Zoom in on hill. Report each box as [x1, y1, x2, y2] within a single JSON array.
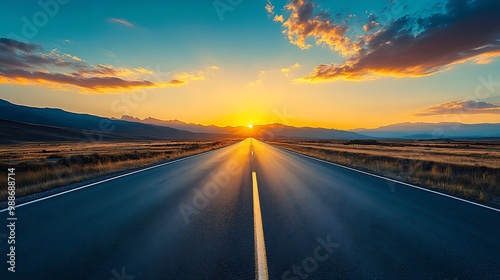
[[117, 115, 366, 140], [0, 99, 220, 142], [353, 122, 500, 139]]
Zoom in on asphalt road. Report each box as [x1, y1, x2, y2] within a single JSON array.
[[1, 138, 499, 279]]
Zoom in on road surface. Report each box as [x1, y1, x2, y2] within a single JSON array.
[[1, 138, 499, 279]]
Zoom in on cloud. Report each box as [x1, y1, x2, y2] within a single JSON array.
[[363, 14, 379, 32], [165, 79, 186, 86], [108, 17, 134, 28], [0, 38, 191, 93], [265, 1, 275, 15], [171, 66, 219, 83], [268, 0, 359, 57], [269, 0, 500, 82], [281, 63, 301, 77], [274, 15, 284, 23], [0, 71, 154, 91], [265, 1, 283, 22], [64, 54, 83, 62], [173, 72, 206, 82], [415, 100, 500, 116]]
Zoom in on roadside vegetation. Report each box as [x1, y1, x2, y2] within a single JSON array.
[[271, 140, 500, 205], [0, 140, 238, 201]]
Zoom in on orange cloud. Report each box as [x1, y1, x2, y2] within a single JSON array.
[[274, 15, 284, 23], [415, 100, 500, 116], [0, 38, 191, 93], [270, 0, 358, 57], [162, 79, 186, 86], [265, 1, 275, 15], [269, 0, 500, 82], [171, 66, 219, 83], [64, 53, 83, 62]]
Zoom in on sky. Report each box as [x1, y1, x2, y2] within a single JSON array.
[[0, 0, 499, 129]]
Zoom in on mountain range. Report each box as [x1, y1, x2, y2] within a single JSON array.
[[0, 99, 363, 143], [120, 115, 500, 140], [116, 115, 365, 140], [0, 99, 212, 143], [0, 99, 498, 143], [354, 122, 500, 139]]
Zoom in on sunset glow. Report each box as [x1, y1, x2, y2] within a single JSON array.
[[1, 1, 500, 279], [0, 0, 498, 129]]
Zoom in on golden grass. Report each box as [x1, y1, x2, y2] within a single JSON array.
[[293, 141, 500, 168], [272, 140, 500, 204], [0, 140, 238, 201]]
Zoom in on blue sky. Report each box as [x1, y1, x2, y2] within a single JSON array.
[[1, 0, 499, 129]]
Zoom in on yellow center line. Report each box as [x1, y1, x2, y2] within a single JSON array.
[[252, 171, 269, 280]]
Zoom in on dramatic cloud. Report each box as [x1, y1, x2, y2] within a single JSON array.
[[415, 100, 500, 116], [0, 38, 197, 93], [269, 0, 500, 82], [108, 18, 134, 28], [269, 0, 358, 57]]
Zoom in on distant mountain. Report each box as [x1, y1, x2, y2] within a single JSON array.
[[252, 123, 366, 140], [116, 115, 242, 134], [353, 122, 500, 139], [0, 99, 221, 142], [12, 99, 494, 142], [0, 119, 158, 144], [117, 115, 366, 140]]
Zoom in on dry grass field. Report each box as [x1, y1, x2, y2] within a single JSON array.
[[271, 140, 500, 205], [0, 140, 238, 201]]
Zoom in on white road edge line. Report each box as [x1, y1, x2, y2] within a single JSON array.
[[275, 146, 500, 213], [252, 171, 269, 280], [0, 148, 218, 213]]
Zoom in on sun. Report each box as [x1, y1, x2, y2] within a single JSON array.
[[248, 124, 253, 128]]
